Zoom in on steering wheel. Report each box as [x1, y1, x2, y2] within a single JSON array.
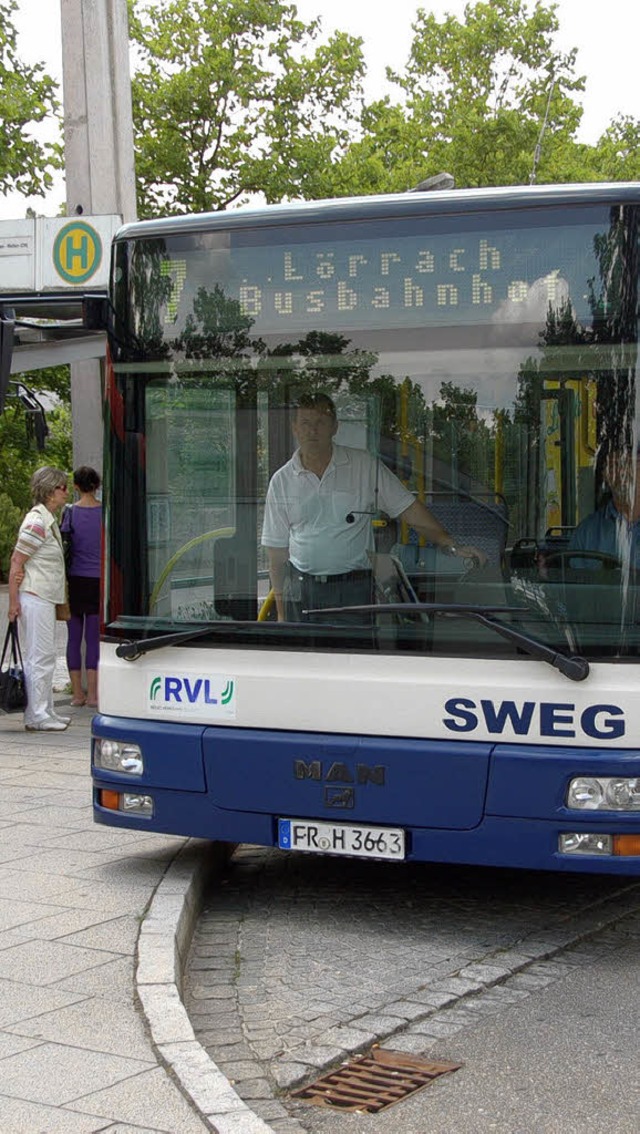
[[542, 549, 622, 571]]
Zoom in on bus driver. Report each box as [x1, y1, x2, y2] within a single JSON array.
[[569, 444, 640, 567], [261, 393, 487, 621]]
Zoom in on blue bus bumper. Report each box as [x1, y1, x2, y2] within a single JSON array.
[[91, 714, 640, 874]]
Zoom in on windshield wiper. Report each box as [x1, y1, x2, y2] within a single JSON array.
[[115, 625, 225, 660], [304, 602, 590, 682], [115, 603, 589, 682], [114, 616, 305, 659]]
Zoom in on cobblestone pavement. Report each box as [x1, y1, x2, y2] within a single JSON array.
[[184, 846, 640, 1133]]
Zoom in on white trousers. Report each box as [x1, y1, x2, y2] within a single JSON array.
[[19, 592, 57, 726]]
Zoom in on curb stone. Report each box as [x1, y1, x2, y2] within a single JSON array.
[[136, 839, 274, 1134]]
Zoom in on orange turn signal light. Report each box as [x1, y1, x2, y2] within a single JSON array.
[[613, 834, 640, 856], [99, 789, 120, 811]]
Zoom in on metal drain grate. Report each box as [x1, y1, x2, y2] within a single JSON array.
[[291, 1047, 462, 1113]]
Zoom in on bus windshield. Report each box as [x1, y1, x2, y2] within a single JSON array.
[[105, 191, 640, 664]]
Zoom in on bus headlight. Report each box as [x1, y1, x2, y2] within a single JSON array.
[[567, 776, 640, 811], [94, 738, 144, 776]]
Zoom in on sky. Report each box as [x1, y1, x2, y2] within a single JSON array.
[[1, 0, 639, 221]]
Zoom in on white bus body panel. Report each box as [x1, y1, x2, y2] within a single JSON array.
[[98, 644, 637, 748]]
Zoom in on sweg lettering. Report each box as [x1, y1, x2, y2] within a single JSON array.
[[163, 677, 217, 704], [443, 698, 625, 740]]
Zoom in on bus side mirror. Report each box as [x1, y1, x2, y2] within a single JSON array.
[[33, 407, 48, 451], [0, 307, 16, 414], [14, 382, 49, 452], [83, 295, 111, 331]]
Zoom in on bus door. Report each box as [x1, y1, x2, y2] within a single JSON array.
[[143, 381, 257, 623]]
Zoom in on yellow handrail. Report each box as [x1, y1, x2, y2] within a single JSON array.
[[149, 527, 235, 612], [257, 589, 275, 621]]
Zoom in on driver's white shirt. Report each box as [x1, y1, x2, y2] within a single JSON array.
[[261, 444, 415, 575]]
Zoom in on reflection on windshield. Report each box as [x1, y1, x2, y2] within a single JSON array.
[[107, 202, 640, 662]]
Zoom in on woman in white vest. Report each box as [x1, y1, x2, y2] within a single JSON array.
[[8, 467, 71, 732]]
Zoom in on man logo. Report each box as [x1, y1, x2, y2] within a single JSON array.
[[150, 677, 162, 700]]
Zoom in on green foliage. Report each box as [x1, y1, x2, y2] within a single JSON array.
[[0, 367, 72, 579], [326, 0, 589, 195], [45, 400, 74, 473], [126, 0, 640, 210], [0, 399, 37, 580], [0, 0, 61, 198], [0, 491, 22, 581], [128, 0, 365, 217], [588, 116, 640, 182]]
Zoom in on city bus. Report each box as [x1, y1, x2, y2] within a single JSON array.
[[92, 182, 640, 874]]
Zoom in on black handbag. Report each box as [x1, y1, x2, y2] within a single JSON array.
[[61, 504, 73, 575], [0, 622, 28, 714]]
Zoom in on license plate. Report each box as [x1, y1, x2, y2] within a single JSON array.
[[278, 818, 405, 861]]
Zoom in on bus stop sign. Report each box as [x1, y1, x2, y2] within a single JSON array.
[[0, 215, 120, 292], [52, 221, 103, 285]]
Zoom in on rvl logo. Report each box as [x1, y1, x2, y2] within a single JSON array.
[[149, 674, 235, 711]]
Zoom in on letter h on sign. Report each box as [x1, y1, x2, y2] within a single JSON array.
[[64, 233, 89, 272]]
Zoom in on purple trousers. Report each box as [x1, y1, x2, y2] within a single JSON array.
[[66, 612, 99, 670]]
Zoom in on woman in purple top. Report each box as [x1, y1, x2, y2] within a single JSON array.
[[60, 466, 102, 706]]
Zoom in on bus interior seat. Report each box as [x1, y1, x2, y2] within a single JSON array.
[[213, 534, 258, 621], [393, 493, 509, 575], [510, 527, 576, 575], [544, 525, 575, 547]]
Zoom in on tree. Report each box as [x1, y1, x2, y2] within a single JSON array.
[[0, 367, 72, 580], [326, 0, 588, 196], [588, 116, 640, 183], [0, 0, 61, 199], [128, 0, 366, 217]]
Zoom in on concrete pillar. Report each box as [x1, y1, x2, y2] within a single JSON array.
[[60, 0, 137, 472], [61, 0, 137, 223], [69, 359, 104, 473]]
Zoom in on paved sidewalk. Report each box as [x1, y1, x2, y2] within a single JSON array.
[[0, 581, 273, 1134], [0, 703, 216, 1133]]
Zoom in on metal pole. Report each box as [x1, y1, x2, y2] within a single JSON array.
[[529, 79, 555, 186]]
